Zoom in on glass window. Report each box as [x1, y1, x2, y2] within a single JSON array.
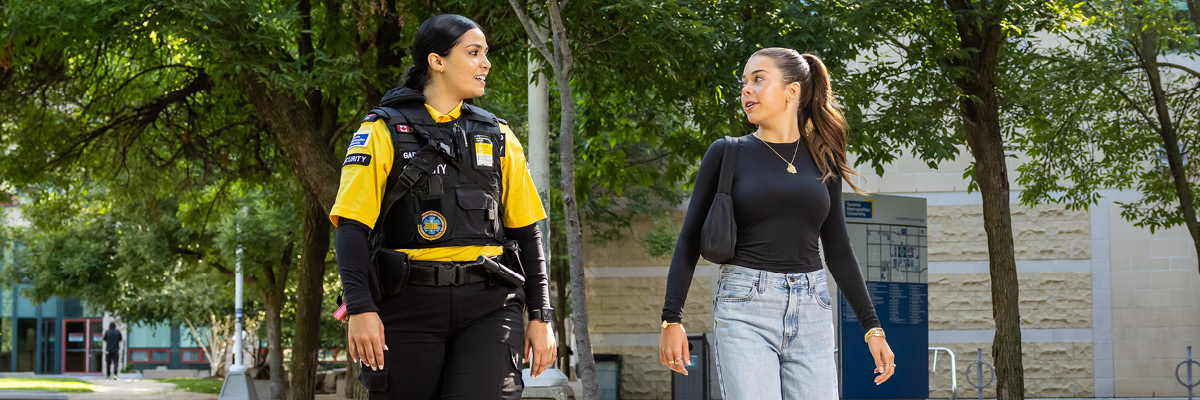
[[131, 350, 148, 362], [14, 287, 35, 318], [15, 318, 35, 372], [150, 350, 168, 362], [61, 299, 83, 318], [181, 350, 205, 363], [36, 298, 58, 318], [128, 323, 171, 348], [180, 328, 206, 348]]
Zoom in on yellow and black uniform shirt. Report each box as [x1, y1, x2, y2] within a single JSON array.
[[329, 102, 547, 261]]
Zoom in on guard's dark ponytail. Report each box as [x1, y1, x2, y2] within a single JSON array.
[[752, 47, 866, 194], [402, 65, 429, 90], [402, 14, 481, 91]]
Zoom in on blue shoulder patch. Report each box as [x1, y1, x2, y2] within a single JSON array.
[[348, 130, 370, 149]]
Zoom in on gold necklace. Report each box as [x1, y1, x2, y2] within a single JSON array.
[[754, 132, 800, 174]]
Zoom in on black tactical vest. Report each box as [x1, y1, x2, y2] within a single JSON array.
[[367, 88, 508, 249]]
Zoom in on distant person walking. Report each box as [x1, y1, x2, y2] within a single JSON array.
[[103, 323, 122, 380]]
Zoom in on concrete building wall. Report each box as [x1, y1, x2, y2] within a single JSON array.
[[1108, 204, 1200, 397]]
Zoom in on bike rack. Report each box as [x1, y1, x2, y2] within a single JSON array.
[[930, 347, 958, 400]]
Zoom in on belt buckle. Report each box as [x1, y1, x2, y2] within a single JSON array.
[[436, 264, 456, 286], [454, 265, 469, 286]]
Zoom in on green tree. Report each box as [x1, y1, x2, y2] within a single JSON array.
[[0, 1, 523, 397], [1014, 0, 1200, 276], [833, 0, 1082, 398]]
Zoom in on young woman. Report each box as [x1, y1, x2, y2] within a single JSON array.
[[331, 14, 556, 399], [659, 48, 895, 399]]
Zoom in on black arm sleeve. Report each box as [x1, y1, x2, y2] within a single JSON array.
[[506, 223, 551, 314], [335, 218, 379, 315], [820, 178, 881, 331], [661, 140, 725, 323]]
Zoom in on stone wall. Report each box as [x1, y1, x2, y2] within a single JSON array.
[[1109, 203, 1200, 397], [928, 273, 1092, 330], [586, 276, 713, 334], [928, 204, 1091, 261]]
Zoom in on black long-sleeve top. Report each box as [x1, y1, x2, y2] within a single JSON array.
[[336, 219, 550, 315], [661, 135, 881, 331]]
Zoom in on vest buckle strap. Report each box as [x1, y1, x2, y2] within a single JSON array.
[[397, 164, 424, 188]]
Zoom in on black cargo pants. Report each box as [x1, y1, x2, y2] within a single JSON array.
[[358, 279, 525, 400]]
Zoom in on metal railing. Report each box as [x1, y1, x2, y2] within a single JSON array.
[[929, 347, 958, 400]]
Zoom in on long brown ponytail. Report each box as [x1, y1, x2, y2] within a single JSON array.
[[753, 48, 866, 194]]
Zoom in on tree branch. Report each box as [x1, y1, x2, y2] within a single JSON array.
[[1106, 80, 1162, 131], [1160, 62, 1200, 81], [547, 0, 574, 74], [45, 70, 213, 173], [507, 0, 556, 66]]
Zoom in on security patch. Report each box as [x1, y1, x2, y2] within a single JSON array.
[[348, 130, 370, 149], [362, 113, 379, 122], [343, 154, 371, 167], [418, 211, 447, 241]]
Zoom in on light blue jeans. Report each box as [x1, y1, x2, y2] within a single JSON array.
[[713, 264, 838, 400]]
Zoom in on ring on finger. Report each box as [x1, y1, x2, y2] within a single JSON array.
[[667, 360, 675, 365]]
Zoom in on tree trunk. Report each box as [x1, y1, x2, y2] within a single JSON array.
[[240, 77, 340, 212], [263, 289, 286, 400], [1137, 24, 1200, 275], [289, 196, 332, 400], [965, 114, 1025, 400], [553, 71, 599, 400], [555, 250, 569, 373], [207, 314, 233, 378], [183, 318, 224, 378], [943, 1, 1024, 396], [507, 1, 598, 395], [956, 57, 1025, 400]]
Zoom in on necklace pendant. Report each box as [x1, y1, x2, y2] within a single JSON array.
[[787, 164, 797, 174]]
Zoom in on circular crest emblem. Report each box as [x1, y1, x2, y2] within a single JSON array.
[[418, 211, 447, 241]]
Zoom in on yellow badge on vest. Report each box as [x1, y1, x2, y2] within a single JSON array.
[[474, 136, 493, 167], [418, 211, 447, 241]]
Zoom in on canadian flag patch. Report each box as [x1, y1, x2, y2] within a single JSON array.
[[397, 124, 411, 133]]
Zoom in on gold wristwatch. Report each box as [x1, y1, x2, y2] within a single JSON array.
[[662, 320, 682, 330], [864, 327, 885, 342]]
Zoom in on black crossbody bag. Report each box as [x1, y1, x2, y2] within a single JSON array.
[[700, 136, 740, 264]]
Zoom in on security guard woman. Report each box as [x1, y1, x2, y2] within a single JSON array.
[[330, 14, 557, 399]]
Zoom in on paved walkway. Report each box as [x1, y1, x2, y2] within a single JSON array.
[[66, 378, 214, 400]]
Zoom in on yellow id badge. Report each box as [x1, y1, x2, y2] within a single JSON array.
[[474, 136, 494, 168]]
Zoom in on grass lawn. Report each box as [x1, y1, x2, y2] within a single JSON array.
[[154, 377, 224, 394], [0, 377, 95, 393]]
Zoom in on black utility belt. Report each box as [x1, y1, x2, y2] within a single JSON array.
[[405, 258, 500, 287]]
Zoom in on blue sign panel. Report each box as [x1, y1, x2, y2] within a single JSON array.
[[839, 282, 928, 399], [845, 200, 873, 218]]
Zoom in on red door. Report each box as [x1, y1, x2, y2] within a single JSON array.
[[62, 318, 103, 373]]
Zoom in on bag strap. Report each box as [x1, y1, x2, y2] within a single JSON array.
[[716, 136, 739, 195]]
